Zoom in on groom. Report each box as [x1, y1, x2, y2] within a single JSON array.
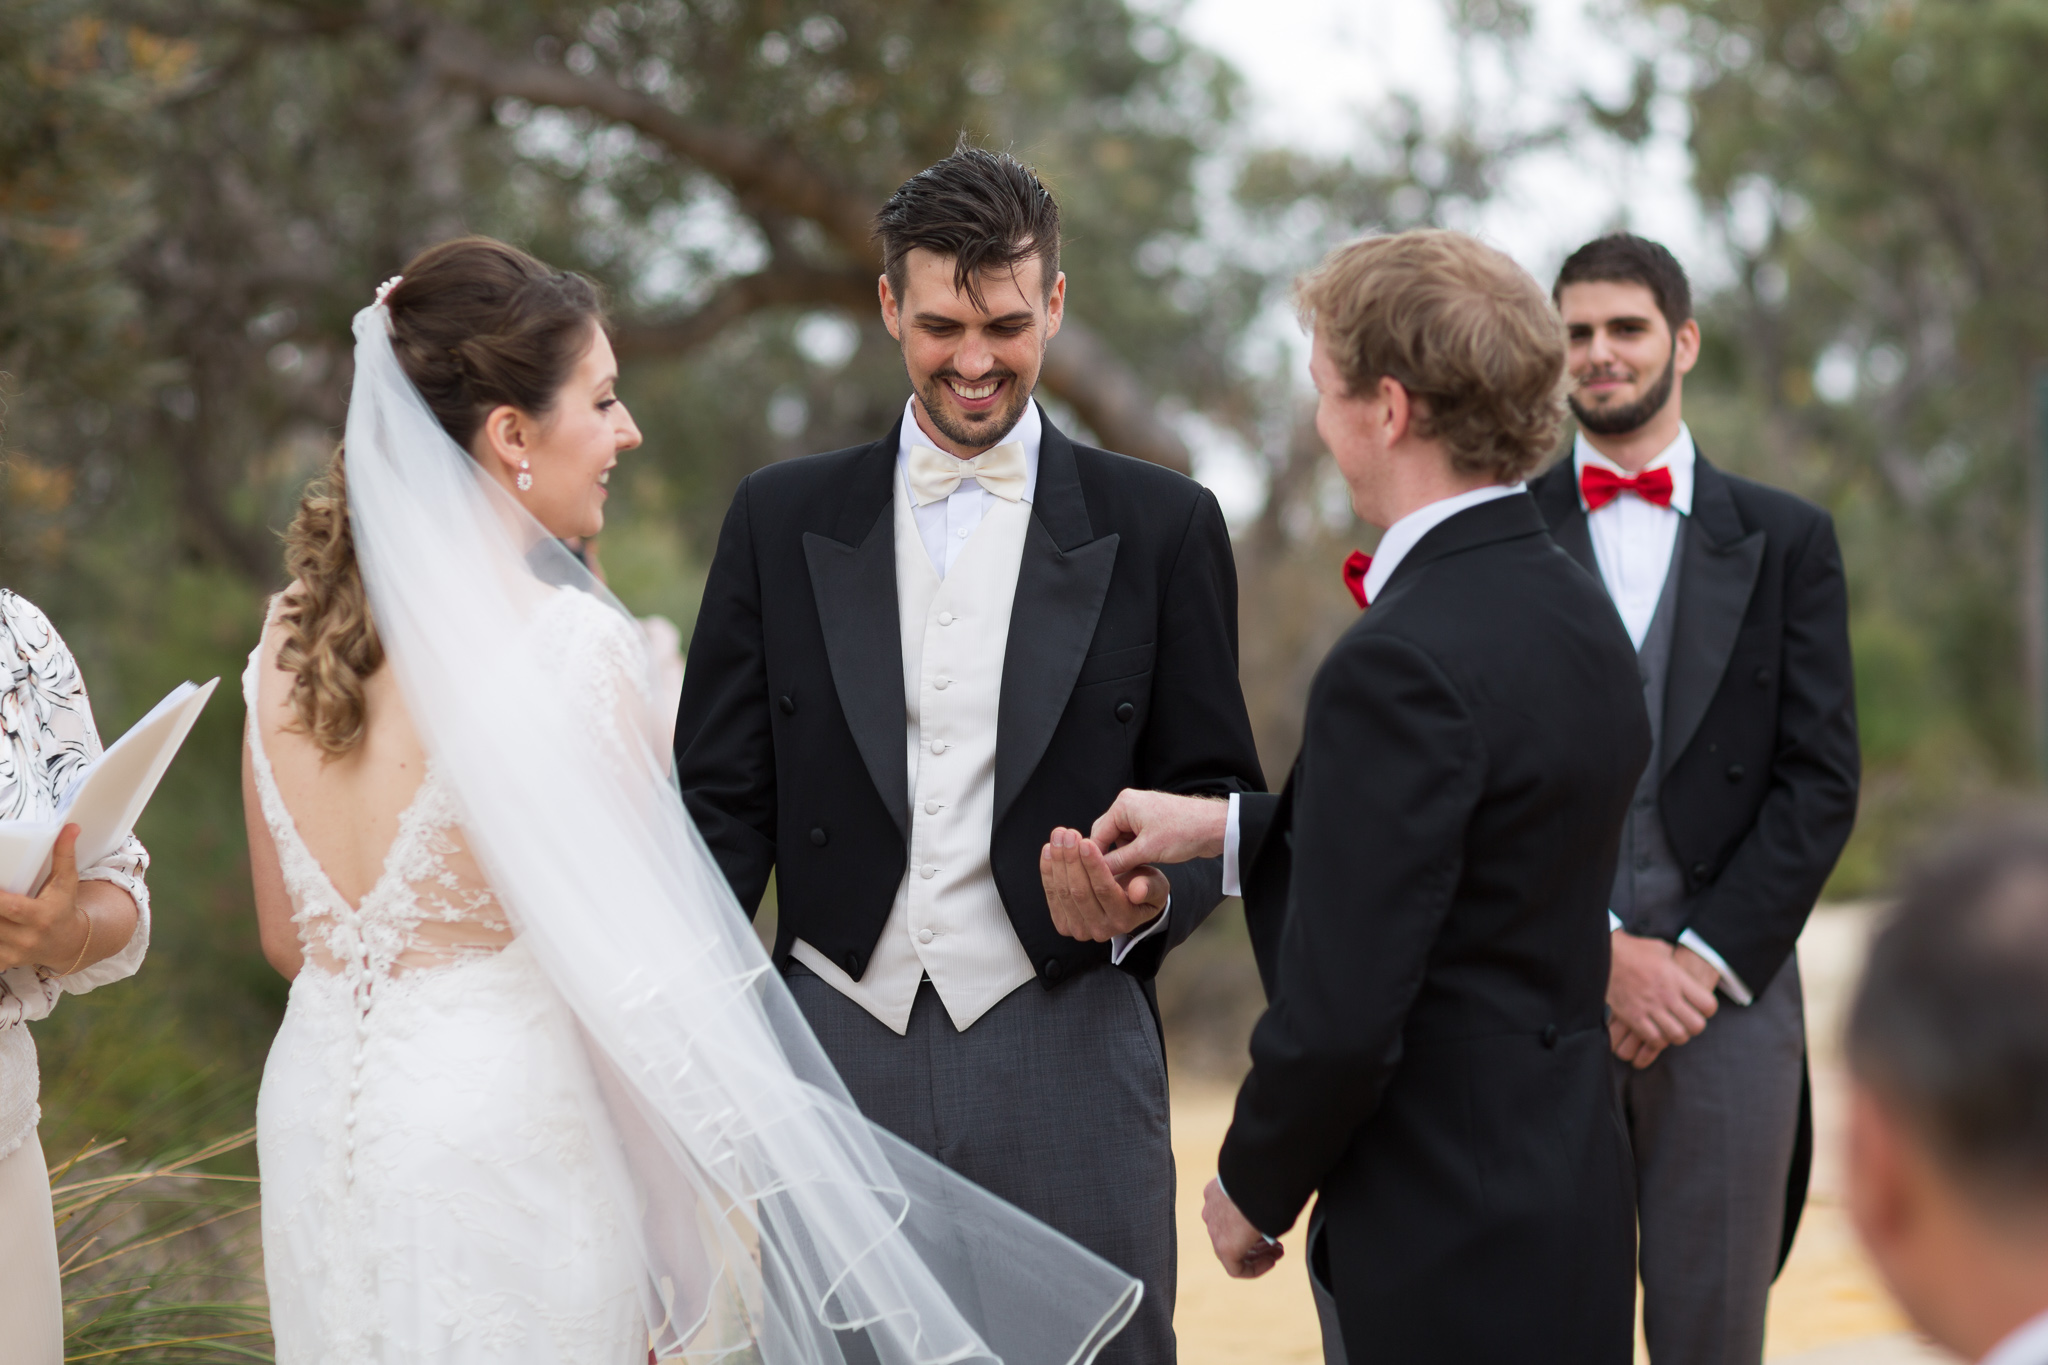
[[1082, 231, 1649, 1362], [673, 146, 1263, 1363]]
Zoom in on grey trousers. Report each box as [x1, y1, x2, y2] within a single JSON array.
[[1616, 954, 1806, 1365], [787, 963, 1176, 1365], [1308, 1209, 1349, 1365]]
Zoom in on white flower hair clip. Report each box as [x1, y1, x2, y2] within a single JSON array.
[[374, 275, 404, 335]]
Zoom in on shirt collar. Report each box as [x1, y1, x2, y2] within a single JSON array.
[[897, 394, 1042, 504], [1362, 483, 1525, 604], [1980, 1305, 2048, 1365], [1573, 423, 1695, 516]]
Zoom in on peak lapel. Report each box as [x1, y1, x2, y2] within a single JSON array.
[[994, 412, 1119, 825], [1662, 457, 1765, 776], [1533, 460, 1599, 578], [804, 430, 909, 838]]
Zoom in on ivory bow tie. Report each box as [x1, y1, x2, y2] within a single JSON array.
[[906, 441, 1028, 506]]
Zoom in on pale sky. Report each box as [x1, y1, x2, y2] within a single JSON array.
[[1157, 0, 1720, 519]]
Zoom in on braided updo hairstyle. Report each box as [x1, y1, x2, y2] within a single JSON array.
[[278, 236, 608, 755]]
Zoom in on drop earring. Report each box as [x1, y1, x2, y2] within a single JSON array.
[[516, 459, 533, 492]]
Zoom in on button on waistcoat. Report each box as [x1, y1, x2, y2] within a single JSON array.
[[789, 467, 1037, 1033], [1611, 541, 1688, 938]]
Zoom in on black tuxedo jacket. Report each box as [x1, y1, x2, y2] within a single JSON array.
[[1529, 453, 1860, 996], [1219, 494, 1647, 1361], [674, 407, 1264, 987]]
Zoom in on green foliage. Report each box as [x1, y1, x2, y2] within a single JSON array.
[[1646, 0, 2048, 890], [53, 1128, 272, 1362]]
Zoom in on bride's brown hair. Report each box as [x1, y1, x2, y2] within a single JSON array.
[[278, 236, 607, 755]]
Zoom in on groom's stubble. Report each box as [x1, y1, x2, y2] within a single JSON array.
[[912, 363, 1035, 452]]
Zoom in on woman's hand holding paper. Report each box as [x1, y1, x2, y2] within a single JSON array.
[[0, 825, 136, 975]]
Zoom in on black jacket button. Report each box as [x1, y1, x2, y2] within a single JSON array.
[[809, 827, 828, 846], [1691, 862, 1710, 881], [778, 695, 796, 715], [1754, 667, 1772, 687], [1115, 701, 1135, 723], [1726, 764, 1746, 782], [1042, 958, 1065, 982], [1541, 1024, 1560, 1049], [842, 951, 862, 975]]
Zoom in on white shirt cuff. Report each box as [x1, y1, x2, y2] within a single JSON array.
[[1110, 898, 1170, 965], [1677, 928, 1754, 1006], [1608, 909, 1622, 932], [1221, 793, 1243, 898]]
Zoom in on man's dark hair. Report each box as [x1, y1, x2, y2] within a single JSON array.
[[873, 141, 1061, 312], [1553, 233, 1693, 333], [1848, 813, 2048, 1216]]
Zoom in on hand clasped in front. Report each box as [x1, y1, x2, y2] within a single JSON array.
[[1040, 789, 1231, 943]]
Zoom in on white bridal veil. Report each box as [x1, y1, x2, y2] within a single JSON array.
[[341, 300, 1140, 1364]]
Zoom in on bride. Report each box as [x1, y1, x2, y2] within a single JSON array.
[[242, 236, 1139, 1365]]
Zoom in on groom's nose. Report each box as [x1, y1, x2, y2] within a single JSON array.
[[953, 329, 996, 380]]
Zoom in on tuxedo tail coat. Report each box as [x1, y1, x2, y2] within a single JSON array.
[[1531, 452, 1861, 1270], [1224, 495, 1649, 1364], [674, 411, 1264, 988]]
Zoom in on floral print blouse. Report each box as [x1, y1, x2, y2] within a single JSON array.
[[0, 590, 151, 1160]]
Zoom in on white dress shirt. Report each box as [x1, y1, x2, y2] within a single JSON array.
[[1983, 1307, 2048, 1365], [898, 396, 1042, 579], [1575, 426, 1696, 648], [894, 395, 1167, 964], [1576, 427, 1752, 1004], [1221, 483, 1523, 896]]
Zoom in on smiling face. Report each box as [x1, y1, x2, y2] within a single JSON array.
[[474, 324, 641, 538], [1558, 278, 1699, 444], [881, 246, 1065, 457]]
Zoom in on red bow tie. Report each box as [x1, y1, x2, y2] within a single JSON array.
[[1580, 464, 1674, 511], [1342, 550, 1372, 610]]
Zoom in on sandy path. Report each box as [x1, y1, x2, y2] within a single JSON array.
[[1167, 903, 1955, 1364]]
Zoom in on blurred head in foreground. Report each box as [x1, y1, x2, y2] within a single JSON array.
[[1847, 815, 2048, 1362]]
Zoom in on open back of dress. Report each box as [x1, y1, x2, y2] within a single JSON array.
[[245, 606, 516, 980], [247, 591, 652, 1365]]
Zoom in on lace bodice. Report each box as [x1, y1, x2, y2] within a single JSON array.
[[243, 586, 657, 982]]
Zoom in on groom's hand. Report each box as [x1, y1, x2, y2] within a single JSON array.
[[1202, 1177, 1283, 1279], [1088, 789, 1230, 876], [1607, 931, 1718, 1066], [1041, 827, 1168, 941]]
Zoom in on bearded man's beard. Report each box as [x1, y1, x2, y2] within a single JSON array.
[[1569, 345, 1678, 437], [916, 368, 1033, 450]]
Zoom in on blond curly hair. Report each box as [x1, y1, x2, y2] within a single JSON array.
[[1295, 230, 1569, 485]]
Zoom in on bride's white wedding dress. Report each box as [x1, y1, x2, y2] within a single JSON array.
[[245, 294, 1140, 1365], [250, 591, 649, 1364]]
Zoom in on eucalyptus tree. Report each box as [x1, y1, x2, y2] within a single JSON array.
[[1645, 0, 2048, 875]]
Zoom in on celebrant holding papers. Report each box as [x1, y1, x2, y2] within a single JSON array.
[[0, 590, 216, 1364]]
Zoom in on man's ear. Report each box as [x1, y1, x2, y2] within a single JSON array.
[[879, 274, 903, 342], [1847, 1083, 1913, 1257], [1043, 271, 1067, 342], [1380, 376, 1414, 447], [1674, 317, 1702, 377]]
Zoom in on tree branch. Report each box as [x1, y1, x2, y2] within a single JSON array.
[[402, 10, 1190, 472], [1042, 321, 1189, 472], [409, 15, 876, 251], [612, 264, 875, 362]]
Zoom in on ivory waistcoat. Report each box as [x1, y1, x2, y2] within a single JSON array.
[[791, 467, 1037, 1033]]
